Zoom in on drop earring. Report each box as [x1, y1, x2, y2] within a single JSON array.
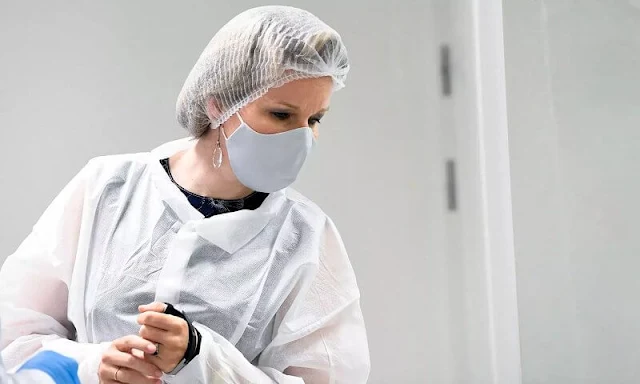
[[212, 125, 223, 168]]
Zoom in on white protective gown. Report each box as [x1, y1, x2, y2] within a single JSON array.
[[0, 320, 55, 384], [0, 139, 370, 383]]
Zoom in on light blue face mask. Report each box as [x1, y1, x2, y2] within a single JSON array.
[[223, 113, 315, 193]]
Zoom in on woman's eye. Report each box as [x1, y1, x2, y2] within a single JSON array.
[[271, 112, 290, 120], [309, 117, 322, 126]]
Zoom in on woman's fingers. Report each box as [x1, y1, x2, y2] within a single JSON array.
[[138, 302, 167, 313], [98, 336, 165, 384], [98, 362, 119, 383], [102, 348, 163, 378], [139, 324, 166, 345], [136, 303, 190, 373], [99, 356, 161, 384], [114, 335, 158, 355], [107, 366, 161, 384], [137, 311, 183, 333]]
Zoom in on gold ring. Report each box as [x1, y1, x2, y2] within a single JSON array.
[[114, 367, 121, 382]]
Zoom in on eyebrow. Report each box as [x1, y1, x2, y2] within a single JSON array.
[[274, 102, 330, 114]]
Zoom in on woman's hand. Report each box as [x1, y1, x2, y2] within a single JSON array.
[[137, 302, 189, 373], [98, 335, 163, 384]]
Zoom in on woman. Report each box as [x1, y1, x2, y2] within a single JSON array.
[[0, 5, 369, 384]]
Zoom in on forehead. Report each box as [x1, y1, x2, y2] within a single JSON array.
[[261, 77, 333, 108]]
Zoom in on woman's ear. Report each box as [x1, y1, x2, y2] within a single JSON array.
[[205, 97, 222, 125]]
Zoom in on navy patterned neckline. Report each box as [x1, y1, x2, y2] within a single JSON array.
[[160, 158, 268, 218]]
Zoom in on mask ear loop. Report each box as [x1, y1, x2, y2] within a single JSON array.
[[236, 112, 245, 126], [213, 111, 245, 168]]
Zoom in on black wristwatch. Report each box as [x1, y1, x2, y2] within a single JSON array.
[[162, 303, 202, 375]]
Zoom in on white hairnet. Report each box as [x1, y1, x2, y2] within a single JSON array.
[[176, 6, 350, 137]]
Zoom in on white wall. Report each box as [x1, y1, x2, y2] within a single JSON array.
[[503, 1, 640, 383], [0, 2, 446, 383]]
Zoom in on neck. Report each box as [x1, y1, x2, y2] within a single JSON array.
[[169, 128, 254, 200]]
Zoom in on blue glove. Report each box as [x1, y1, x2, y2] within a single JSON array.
[[17, 350, 80, 384]]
